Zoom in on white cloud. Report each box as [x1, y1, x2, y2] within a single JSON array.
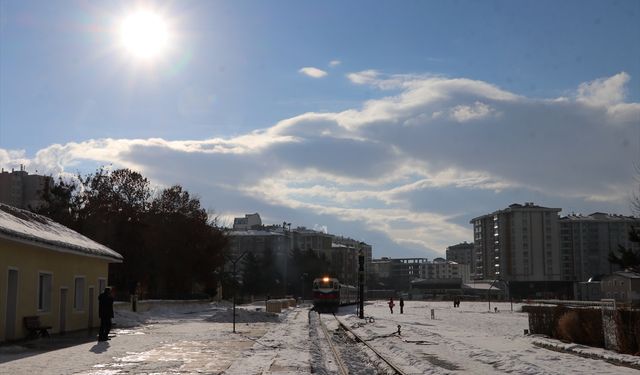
[[4, 72, 638, 257], [298, 67, 328, 78], [577, 72, 629, 106], [449, 101, 495, 122], [329, 60, 341, 67]]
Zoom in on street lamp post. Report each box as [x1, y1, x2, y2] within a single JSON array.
[[488, 279, 503, 312], [231, 251, 248, 333], [301, 273, 308, 303], [358, 250, 364, 319]]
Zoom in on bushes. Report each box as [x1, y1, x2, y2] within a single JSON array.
[[615, 309, 640, 355], [525, 304, 640, 355], [525, 305, 562, 337], [525, 305, 604, 348], [556, 309, 604, 347]]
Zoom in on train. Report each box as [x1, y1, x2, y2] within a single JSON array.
[[312, 276, 358, 313]]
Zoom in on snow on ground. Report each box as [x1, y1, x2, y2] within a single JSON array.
[[339, 300, 640, 374], [0, 300, 638, 374]]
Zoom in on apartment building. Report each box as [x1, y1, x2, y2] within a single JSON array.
[[370, 257, 428, 290], [470, 202, 562, 283], [445, 242, 474, 276], [560, 213, 639, 281], [421, 258, 470, 283], [0, 167, 52, 210], [232, 213, 263, 230]]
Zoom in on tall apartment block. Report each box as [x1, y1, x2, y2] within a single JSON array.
[[470, 203, 568, 297], [560, 213, 639, 281], [0, 167, 52, 209]]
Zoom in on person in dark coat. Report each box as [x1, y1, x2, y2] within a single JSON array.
[[98, 287, 114, 341], [388, 297, 395, 314], [399, 297, 405, 314]]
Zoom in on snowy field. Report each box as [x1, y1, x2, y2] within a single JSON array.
[[0, 300, 638, 374]]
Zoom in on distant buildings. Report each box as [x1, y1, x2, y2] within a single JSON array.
[[370, 257, 428, 291], [0, 166, 52, 210], [469, 202, 639, 299], [228, 204, 639, 301], [227, 213, 372, 288]]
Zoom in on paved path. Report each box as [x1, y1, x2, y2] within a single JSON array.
[[0, 312, 274, 375]]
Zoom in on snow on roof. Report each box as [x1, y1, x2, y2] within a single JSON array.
[[607, 271, 640, 279], [227, 229, 285, 237], [462, 282, 502, 290], [0, 203, 123, 262]]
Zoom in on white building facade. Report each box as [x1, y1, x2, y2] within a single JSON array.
[[421, 259, 470, 283]]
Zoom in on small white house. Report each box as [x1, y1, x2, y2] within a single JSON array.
[[601, 271, 640, 304]]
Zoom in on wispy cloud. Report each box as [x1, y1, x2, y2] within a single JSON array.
[[298, 67, 328, 78], [3, 72, 638, 257], [329, 60, 341, 67]]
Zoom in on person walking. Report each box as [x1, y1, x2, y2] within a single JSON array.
[[399, 297, 405, 314], [98, 287, 114, 341], [388, 297, 395, 314]]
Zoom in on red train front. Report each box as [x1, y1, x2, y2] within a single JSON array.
[[312, 276, 340, 313]]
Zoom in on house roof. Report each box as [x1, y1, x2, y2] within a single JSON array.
[[0, 204, 123, 262]]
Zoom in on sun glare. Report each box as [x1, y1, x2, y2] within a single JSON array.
[[119, 10, 170, 61]]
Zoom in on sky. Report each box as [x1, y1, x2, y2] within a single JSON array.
[[0, 0, 639, 258]]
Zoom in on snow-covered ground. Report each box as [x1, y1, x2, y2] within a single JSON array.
[[0, 300, 637, 374]]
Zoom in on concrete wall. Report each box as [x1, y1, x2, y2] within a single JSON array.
[[0, 237, 111, 342]]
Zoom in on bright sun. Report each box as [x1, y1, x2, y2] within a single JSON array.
[[119, 10, 170, 61]]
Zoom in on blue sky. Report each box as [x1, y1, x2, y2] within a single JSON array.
[[1, 0, 639, 258]]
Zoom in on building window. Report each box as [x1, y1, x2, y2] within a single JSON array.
[[74, 277, 85, 311], [38, 273, 52, 312]]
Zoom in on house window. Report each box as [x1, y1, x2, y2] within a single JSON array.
[[38, 273, 52, 312], [98, 278, 106, 293], [74, 277, 85, 311]]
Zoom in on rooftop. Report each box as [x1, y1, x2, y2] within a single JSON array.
[[560, 213, 638, 222], [0, 203, 122, 262]]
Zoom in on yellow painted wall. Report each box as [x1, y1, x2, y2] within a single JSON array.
[[0, 237, 114, 342]]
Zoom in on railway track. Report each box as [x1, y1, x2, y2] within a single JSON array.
[[314, 311, 407, 375], [317, 312, 350, 375]]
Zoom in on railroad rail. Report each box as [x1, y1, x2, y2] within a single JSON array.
[[318, 312, 408, 375], [317, 313, 350, 375]]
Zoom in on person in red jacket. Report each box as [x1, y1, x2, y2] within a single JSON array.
[[388, 297, 395, 314]]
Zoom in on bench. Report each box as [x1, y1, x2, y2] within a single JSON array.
[[23, 316, 52, 339]]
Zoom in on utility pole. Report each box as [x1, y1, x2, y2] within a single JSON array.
[[358, 249, 364, 319]]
